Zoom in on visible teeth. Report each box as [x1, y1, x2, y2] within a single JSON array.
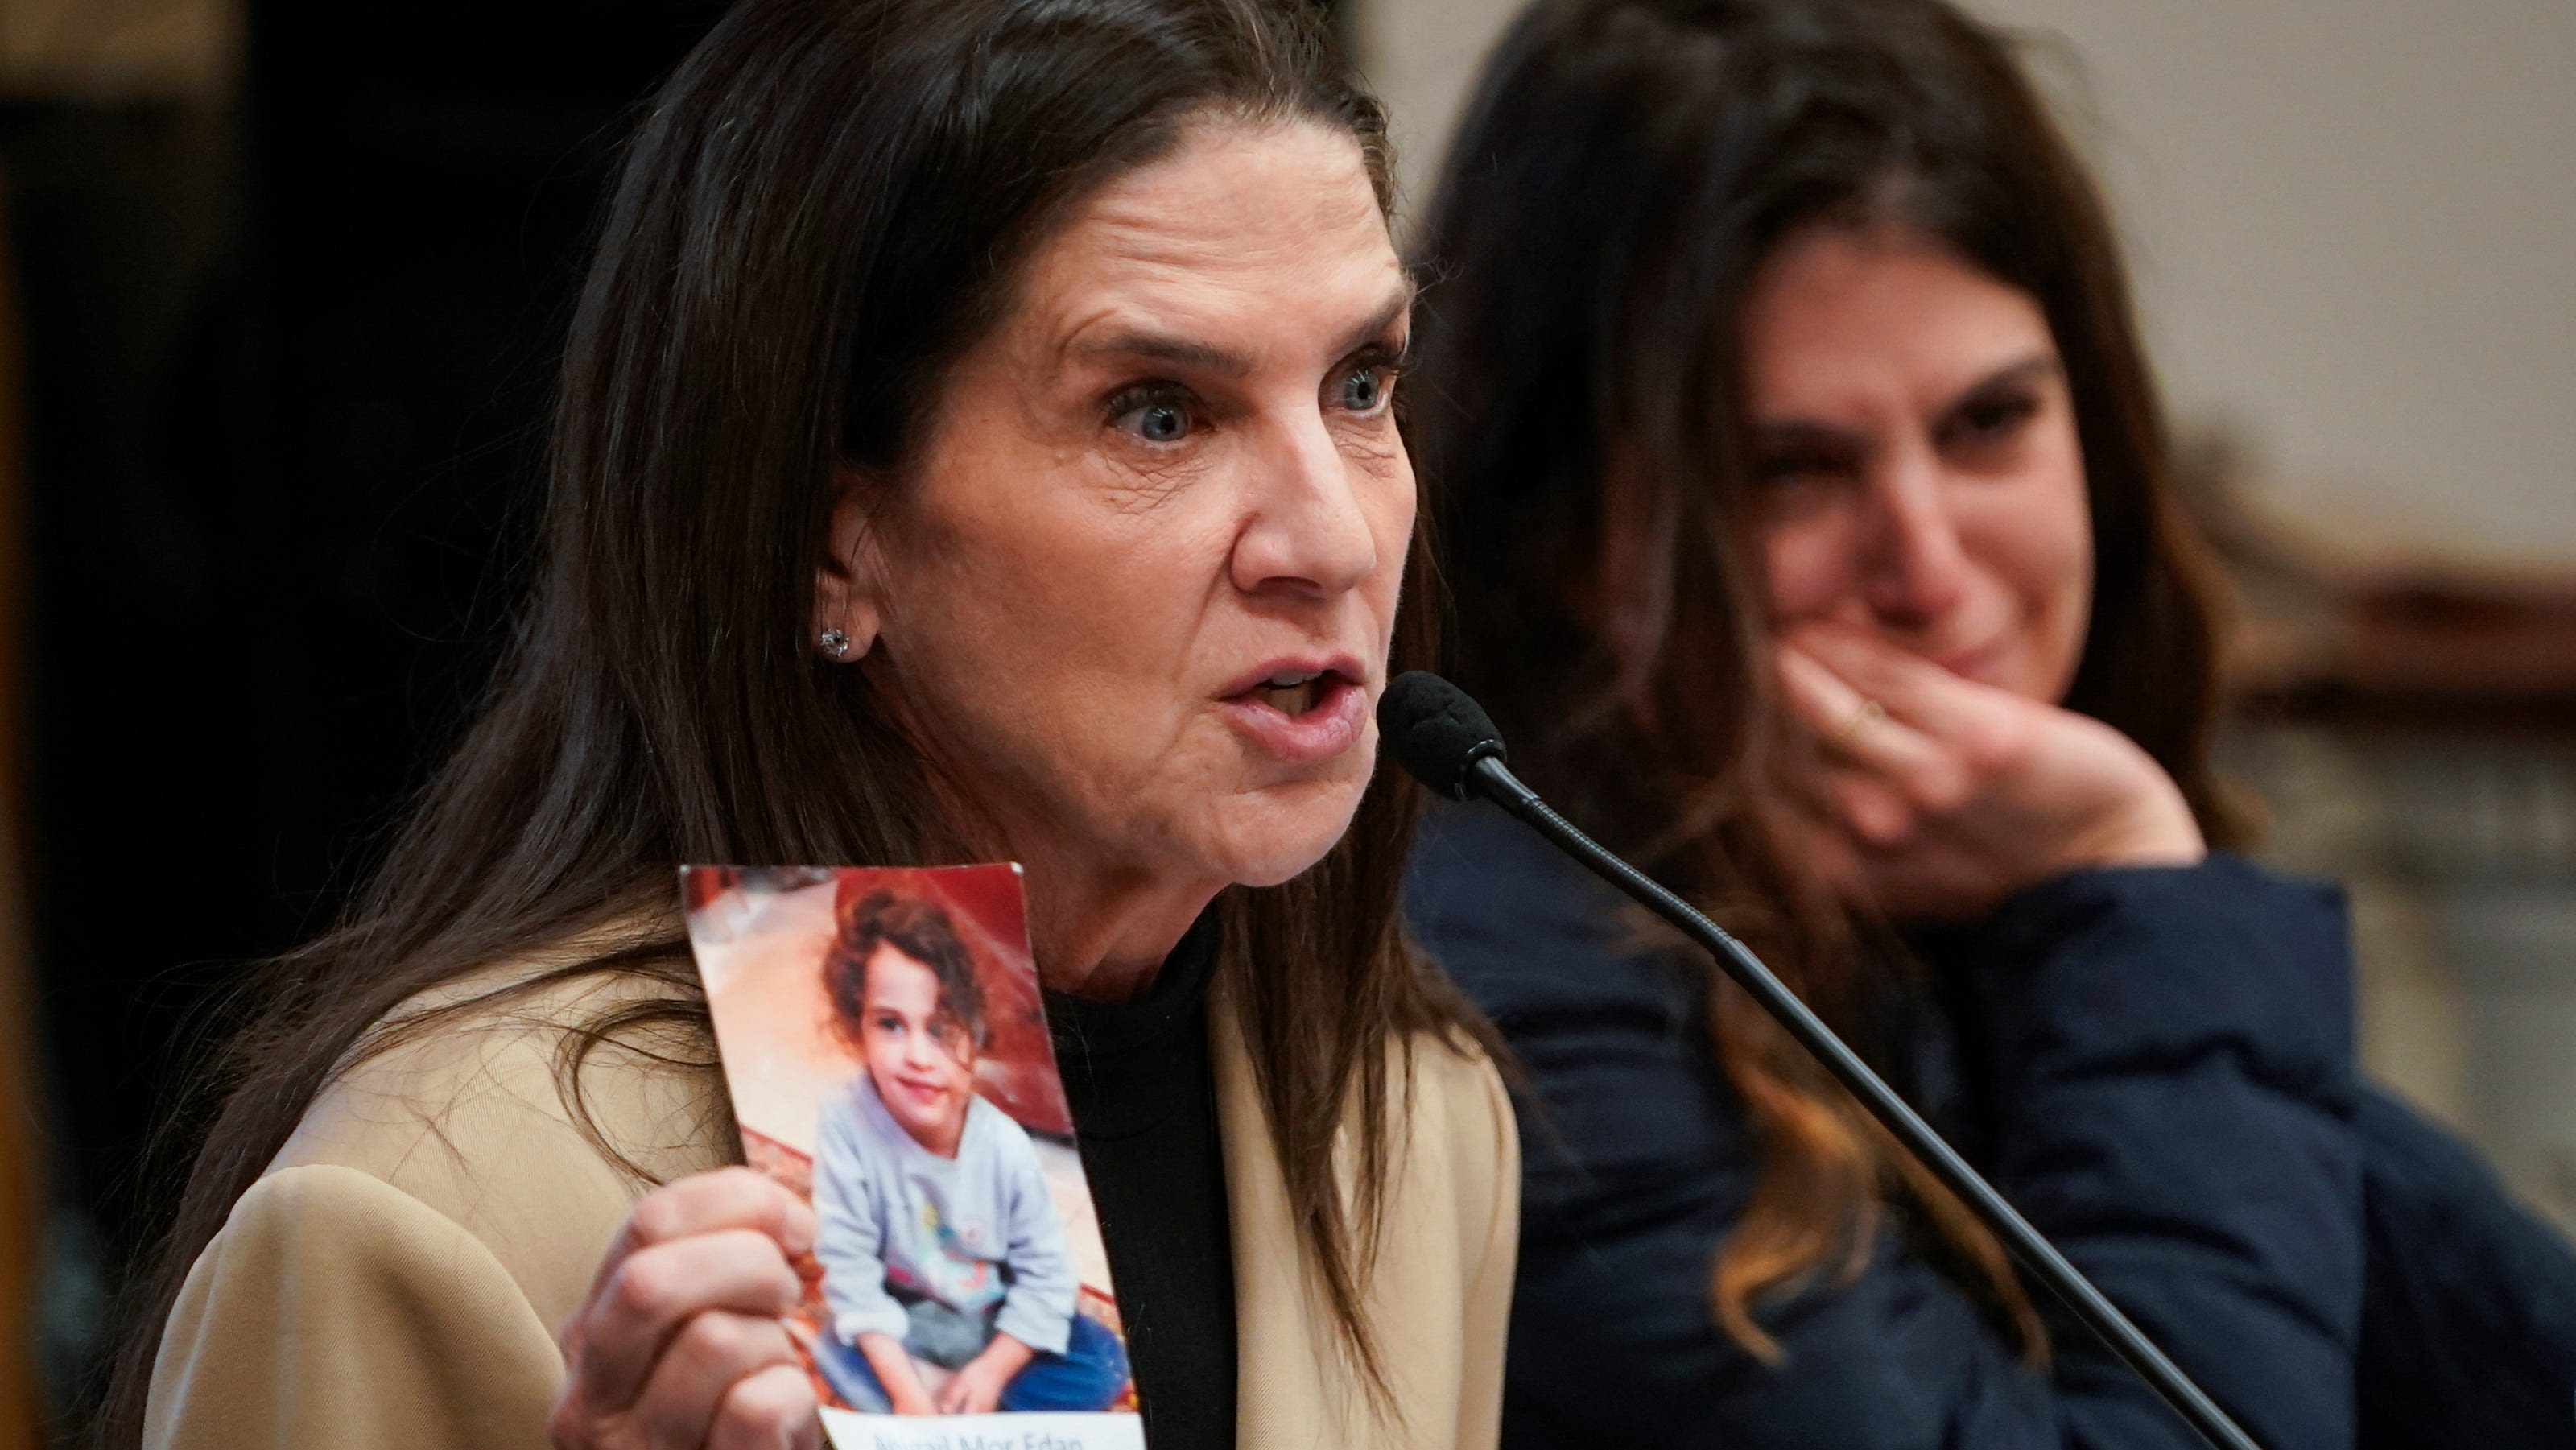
[[1267, 670, 1321, 688], [1257, 679, 1322, 715]]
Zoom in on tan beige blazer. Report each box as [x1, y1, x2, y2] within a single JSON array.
[[144, 959, 1518, 1449]]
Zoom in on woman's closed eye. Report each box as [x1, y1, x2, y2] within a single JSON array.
[[1757, 448, 1854, 487], [1938, 386, 2041, 456], [1753, 427, 1865, 495]]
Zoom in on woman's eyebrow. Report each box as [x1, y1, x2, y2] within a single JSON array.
[[1753, 419, 1867, 453], [1068, 329, 1253, 378], [1946, 353, 2062, 406], [1331, 285, 1416, 361], [1062, 283, 1414, 378]]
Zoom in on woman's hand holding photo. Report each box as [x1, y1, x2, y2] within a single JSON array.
[[1777, 625, 2204, 920], [550, 1168, 823, 1450]]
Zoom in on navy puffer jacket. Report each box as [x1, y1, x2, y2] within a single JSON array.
[[1405, 800, 2576, 1448]]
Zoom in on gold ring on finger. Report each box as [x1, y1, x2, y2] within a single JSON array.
[[1831, 697, 1886, 749]]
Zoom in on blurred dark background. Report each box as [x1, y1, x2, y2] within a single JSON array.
[[0, 0, 730, 1436]]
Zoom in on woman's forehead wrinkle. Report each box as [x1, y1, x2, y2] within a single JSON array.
[[1078, 224, 1354, 312], [1009, 127, 1405, 383], [1026, 227, 1253, 364], [1042, 262, 1403, 381]]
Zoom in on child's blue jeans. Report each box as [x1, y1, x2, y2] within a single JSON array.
[[815, 1312, 1129, 1413]]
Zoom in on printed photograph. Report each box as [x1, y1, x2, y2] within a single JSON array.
[[683, 864, 1144, 1450]]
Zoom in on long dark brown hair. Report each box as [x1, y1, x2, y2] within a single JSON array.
[[827, 890, 989, 1054], [103, 0, 1467, 1440], [1410, 0, 2238, 1360]]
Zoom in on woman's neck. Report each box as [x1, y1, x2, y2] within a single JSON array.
[[914, 751, 1220, 1002], [1023, 853, 1221, 1004]]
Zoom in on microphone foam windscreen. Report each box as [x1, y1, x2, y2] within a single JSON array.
[[1377, 671, 1508, 800]]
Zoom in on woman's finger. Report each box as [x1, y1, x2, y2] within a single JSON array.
[[569, 1229, 805, 1415], [1777, 644, 1945, 783], [706, 1361, 823, 1450], [625, 1311, 803, 1450], [1790, 626, 2000, 742], [589, 1169, 818, 1300]]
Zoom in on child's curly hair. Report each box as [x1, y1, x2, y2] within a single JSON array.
[[824, 889, 990, 1052]]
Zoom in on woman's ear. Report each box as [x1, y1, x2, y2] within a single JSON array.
[[813, 466, 888, 662]]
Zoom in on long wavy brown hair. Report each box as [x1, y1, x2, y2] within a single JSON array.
[[1409, 0, 2240, 1360], [101, 1, 1471, 1441]]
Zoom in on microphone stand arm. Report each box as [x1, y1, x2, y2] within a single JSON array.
[[1464, 754, 2264, 1450]]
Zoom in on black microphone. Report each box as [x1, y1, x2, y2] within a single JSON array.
[[1380, 670, 2263, 1450]]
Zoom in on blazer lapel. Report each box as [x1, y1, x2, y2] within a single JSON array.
[[1210, 973, 1356, 1449]]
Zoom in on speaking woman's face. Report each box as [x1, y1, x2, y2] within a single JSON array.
[[1744, 225, 2093, 704], [835, 119, 1413, 909]]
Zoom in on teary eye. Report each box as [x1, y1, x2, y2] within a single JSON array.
[[1953, 392, 2037, 440], [1754, 443, 1861, 488]]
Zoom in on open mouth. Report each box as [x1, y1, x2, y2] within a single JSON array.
[[1218, 657, 1370, 763], [1246, 668, 1345, 717]]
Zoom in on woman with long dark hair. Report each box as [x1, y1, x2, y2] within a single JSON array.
[[1403, 0, 2576, 1445], [114, 3, 1517, 1447]]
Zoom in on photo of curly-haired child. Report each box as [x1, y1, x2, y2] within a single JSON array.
[[683, 864, 1142, 1450]]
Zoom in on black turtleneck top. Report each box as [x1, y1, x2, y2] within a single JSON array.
[[1044, 911, 1236, 1448]]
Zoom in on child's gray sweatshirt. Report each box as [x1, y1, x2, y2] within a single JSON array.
[[811, 1076, 1079, 1356]]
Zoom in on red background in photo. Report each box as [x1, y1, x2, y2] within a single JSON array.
[[830, 865, 1072, 1139]]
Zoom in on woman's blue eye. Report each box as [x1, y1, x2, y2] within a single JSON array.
[[1118, 399, 1191, 443], [1340, 367, 1386, 412]]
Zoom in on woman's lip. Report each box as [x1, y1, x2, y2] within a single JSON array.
[[1217, 654, 1368, 700], [1219, 671, 1368, 765]]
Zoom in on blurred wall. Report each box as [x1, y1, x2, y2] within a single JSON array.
[[1971, 0, 2576, 569], [0, 0, 237, 98], [1352, 0, 2576, 567], [1348, 0, 1511, 229]]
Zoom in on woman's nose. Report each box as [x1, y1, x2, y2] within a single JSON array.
[[1230, 414, 1381, 599], [1860, 445, 1972, 622]]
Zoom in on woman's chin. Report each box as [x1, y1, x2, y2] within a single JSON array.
[[1209, 782, 1370, 888]]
